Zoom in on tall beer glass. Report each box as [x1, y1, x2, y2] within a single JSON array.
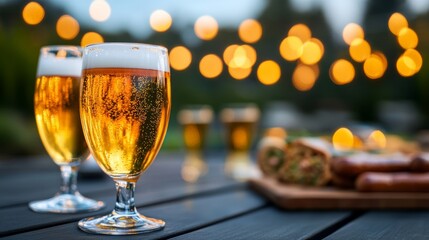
[[30, 46, 104, 213], [178, 105, 213, 182], [221, 103, 260, 179], [78, 43, 171, 235]]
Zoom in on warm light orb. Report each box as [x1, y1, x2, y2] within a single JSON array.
[[288, 23, 311, 42], [150, 9, 172, 32], [300, 40, 322, 65], [388, 12, 408, 36], [279, 36, 303, 61], [194, 15, 218, 40], [56, 15, 80, 40], [349, 39, 371, 62], [169, 46, 192, 71], [364, 54, 385, 80], [81, 32, 104, 47], [330, 59, 355, 85], [231, 46, 249, 68], [367, 130, 387, 149], [22, 2, 45, 25], [228, 66, 252, 80], [292, 64, 318, 91], [311, 38, 325, 58], [238, 19, 262, 43], [397, 28, 418, 49], [199, 54, 223, 78], [342, 23, 364, 45], [396, 55, 417, 77], [257, 60, 281, 85], [332, 127, 354, 151], [264, 127, 287, 139], [229, 45, 257, 68], [403, 49, 422, 72], [373, 51, 388, 71], [223, 44, 239, 66], [89, 0, 111, 22]]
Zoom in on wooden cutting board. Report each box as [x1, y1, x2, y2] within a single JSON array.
[[249, 177, 429, 209]]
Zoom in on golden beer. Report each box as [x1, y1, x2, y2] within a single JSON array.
[[182, 123, 209, 152], [80, 68, 171, 179], [221, 105, 260, 152], [223, 121, 256, 152], [34, 75, 89, 165]]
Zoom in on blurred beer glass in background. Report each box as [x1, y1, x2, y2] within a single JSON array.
[[30, 46, 104, 213], [178, 105, 213, 183], [220, 103, 260, 180]]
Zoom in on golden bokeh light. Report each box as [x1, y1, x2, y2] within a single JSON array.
[[330, 59, 355, 85], [373, 51, 388, 71], [229, 45, 257, 68], [388, 12, 408, 36], [89, 0, 111, 22], [257, 60, 281, 85], [364, 54, 385, 80], [292, 64, 318, 91], [349, 38, 371, 62], [332, 127, 354, 151], [279, 36, 303, 61], [22, 2, 45, 25], [194, 15, 218, 40], [342, 23, 364, 45], [223, 44, 239, 65], [81, 32, 104, 47], [228, 66, 252, 80], [150, 9, 172, 32], [288, 23, 311, 42], [397, 28, 418, 49], [56, 15, 79, 40], [264, 127, 287, 139], [300, 40, 322, 65], [403, 48, 422, 72], [199, 54, 223, 78], [367, 130, 387, 149], [311, 38, 325, 58], [238, 19, 262, 43], [353, 135, 364, 150], [396, 55, 417, 77], [241, 45, 257, 66], [169, 46, 192, 71]]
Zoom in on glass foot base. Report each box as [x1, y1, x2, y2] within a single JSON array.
[[29, 193, 105, 213], [78, 212, 165, 235]]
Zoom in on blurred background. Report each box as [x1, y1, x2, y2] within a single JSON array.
[[0, 0, 428, 157]]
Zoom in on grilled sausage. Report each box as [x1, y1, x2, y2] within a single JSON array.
[[356, 172, 429, 192], [410, 153, 429, 172], [331, 153, 412, 177]]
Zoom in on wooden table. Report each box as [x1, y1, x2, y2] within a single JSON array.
[[1, 152, 429, 239]]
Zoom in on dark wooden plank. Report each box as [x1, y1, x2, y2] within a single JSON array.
[[171, 207, 351, 240], [325, 211, 429, 240], [0, 152, 228, 208], [6, 189, 266, 239], [0, 177, 242, 236], [250, 177, 429, 209]]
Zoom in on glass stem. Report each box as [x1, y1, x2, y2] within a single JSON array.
[[59, 165, 79, 195], [114, 180, 137, 215]]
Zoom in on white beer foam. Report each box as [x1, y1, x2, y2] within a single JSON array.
[[37, 55, 82, 77], [83, 43, 170, 73]]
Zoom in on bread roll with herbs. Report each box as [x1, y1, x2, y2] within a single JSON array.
[[277, 138, 332, 186]]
